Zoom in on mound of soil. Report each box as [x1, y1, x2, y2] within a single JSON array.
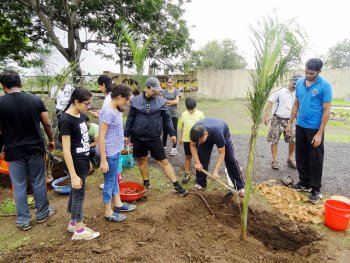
[[0, 190, 330, 263]]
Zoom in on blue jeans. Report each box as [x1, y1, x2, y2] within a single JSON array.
[[9, 152, 50, 225], [103, 153, 120, 204]]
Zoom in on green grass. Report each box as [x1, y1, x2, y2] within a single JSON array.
[[7, 236, 31, 250], [0, 231, 31, 252], [178, 97, 253, 135], [177, 98, 350, 143], [331, 108, 350, 114], [86, 169, 103, 184], [0, 199, 16, 215], [332, 99, 350, 106]]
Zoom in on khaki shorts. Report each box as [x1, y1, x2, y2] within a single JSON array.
[[267, 115, 295, 144]]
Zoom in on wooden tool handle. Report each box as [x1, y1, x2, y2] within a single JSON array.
[[200, 169, 237, 194]]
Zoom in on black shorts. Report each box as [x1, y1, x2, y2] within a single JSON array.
[[132, 137, 166, 161], [183, 142, 192, 156]]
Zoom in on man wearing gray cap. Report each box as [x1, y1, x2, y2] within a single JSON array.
[[263, 74, 302, 170], [124, 77, 188, 197]]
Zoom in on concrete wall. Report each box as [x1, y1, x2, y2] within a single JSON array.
[[197, 69, 350, 99]]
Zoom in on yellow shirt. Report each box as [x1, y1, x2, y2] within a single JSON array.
[[178, 109, 205, 142]]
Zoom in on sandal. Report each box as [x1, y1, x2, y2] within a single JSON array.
[[281, 176, 294, 187], [286, 159, 297, 169], [105, 212, 126, 223], [271, 161, 279, 170]]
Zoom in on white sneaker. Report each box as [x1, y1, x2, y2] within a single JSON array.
[[170, 148, 177, 156], [164, 146, 167, 151], [99, 183, 104, 190], [238, 189, 245, 198], [67, 222, 86, 233], [71, 227, 100, 240]]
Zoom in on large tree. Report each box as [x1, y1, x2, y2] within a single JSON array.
[[0, 0, 192, 81], [178, 38, 247, 72], [0, 1, 42, 66], [325, 39, 350, 69]]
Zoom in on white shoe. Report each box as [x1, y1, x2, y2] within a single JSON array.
[[71, 227, 100, 240], [238, 189, 245, 198], [99, 183, 104, 190], [170, 148, 177, 156], [164, 146, 167, 151], [67, 222, 86, 233]]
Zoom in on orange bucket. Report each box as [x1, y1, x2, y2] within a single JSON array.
[[324, 199, 350, 231], [0, 153, 9, 175]]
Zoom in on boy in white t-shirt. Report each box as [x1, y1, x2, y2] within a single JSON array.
[[178, 97, 205, 183]]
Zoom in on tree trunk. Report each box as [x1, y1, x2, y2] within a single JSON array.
[[119, 49, 124, 74], [72, 65, 83, 88], [240, 125, 258, 240]]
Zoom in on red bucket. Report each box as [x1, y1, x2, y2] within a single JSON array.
[[119, 182, 145, 202], [324, 199, 350, 231]]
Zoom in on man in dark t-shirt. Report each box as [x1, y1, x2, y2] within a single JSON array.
[[0, 71, 56, 231], [190, 118, 245, 197]]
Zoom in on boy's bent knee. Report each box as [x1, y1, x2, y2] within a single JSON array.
[[157, 159, 169, 166]]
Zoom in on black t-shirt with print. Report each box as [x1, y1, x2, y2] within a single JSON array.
[[58, 113, 90, 174], [0, 92, 47, 162]]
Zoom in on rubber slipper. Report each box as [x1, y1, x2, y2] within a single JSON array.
[[105, 212, 126, 222], [281, 176, 294, 187], [271, 161, 279, 169]]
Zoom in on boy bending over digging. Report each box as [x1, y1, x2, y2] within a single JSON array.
[[190, 118, 245, 197]]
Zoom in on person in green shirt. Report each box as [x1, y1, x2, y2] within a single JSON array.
[[178, 97, 205, 183], [84, 115, 99, 172]]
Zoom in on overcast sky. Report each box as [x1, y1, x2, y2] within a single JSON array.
[[25, 0, 350, 75], [183, 0, 350, 67]]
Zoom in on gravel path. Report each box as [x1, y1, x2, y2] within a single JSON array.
[[160, 134, 349, 197]]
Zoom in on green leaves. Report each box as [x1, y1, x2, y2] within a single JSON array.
[[179, 39, 247, 72], [248, 14, 305, 124], [0, 0, 192, 74], [325, 39, 350, 69], [241, 13, 306, 241]]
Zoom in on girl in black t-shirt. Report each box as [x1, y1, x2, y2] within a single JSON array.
[[58, 88, 100, 241]]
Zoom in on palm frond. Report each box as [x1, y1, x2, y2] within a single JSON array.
[[241, 12, 306, 241]]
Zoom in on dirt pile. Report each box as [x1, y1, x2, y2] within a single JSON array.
[[0, 191, 327, 263]]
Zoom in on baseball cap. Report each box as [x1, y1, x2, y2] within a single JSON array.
[[145, 77, 162, 92], [291, 74, 303, 83]]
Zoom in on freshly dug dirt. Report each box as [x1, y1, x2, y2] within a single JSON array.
[[1, 134, 349, 262], [56, 177, 70, 187], [0, 188, 332, 263]]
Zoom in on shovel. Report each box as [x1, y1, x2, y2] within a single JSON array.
[[200, 169, 238, 204]]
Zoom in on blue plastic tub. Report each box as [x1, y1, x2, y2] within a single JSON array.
[[52, 176, 71, 194]]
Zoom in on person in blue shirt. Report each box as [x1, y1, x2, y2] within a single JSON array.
[[286, 58, 332, 204]]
